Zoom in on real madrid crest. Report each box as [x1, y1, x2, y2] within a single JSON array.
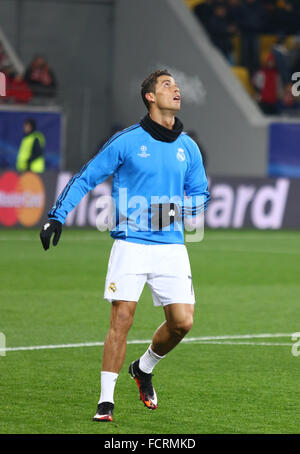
[[108, 282, 117, 293], [176, 148, 185, 161]]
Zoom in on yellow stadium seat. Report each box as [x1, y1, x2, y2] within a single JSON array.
[[232, 35, 241, 64], [260, 35, 278, 56], [285, 36, 294, 50], [185, 0, 206, 9], [232, 66, 255, 96], [259, 34, 294, 64]]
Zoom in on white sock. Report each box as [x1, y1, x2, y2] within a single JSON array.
[[139, 346, 165, 374], [98, 371, 118, 404]]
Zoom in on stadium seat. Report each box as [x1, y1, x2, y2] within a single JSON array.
[[185, 0, 205, 9], [232, 66, 255, 96], [232, 35, 241, 65], [259, 35, 294, 64]]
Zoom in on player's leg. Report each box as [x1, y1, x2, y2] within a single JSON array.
[[150, 302, 194, 356], [94, 239, 147, 421], [129, 303, 194, 410], [102, 299, 137, 373], [129, 243, 195, 410], [93, 299, 137, 422]]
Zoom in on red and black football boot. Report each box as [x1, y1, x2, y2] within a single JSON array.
[[129, 360, 158, 410], [93, 401, 114, 422]]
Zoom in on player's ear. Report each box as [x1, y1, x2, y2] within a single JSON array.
[[145, 92, 155, 105]]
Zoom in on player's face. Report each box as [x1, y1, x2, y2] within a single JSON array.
[[151, 76, 181, 112]]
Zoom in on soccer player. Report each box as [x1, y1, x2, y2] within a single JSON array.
[[40, 69, 210, 422]]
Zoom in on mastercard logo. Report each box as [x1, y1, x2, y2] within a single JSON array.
[[0, 171, 45, 227]]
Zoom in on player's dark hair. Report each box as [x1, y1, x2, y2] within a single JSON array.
[[141, 69, 172, 110]]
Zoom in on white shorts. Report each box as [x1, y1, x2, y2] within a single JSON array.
[[104, 239, 195, 307]]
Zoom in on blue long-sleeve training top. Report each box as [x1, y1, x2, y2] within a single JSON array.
[[49, 121, 210, 244]]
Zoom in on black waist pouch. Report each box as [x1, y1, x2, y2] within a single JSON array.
[[150, 202, 182, 230]]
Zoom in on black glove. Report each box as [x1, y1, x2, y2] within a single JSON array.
[[40, 219, 62, 251]]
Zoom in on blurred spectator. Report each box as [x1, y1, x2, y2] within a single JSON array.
[[238, 0, 265, 75], [192, 0, 300, 116], [16, 119, 46, 173], [194, 0, 300, 38], [252, 53, 282, 115], [290, 35, 300, 77], [272, 35, 291, 85], [5, 66, 32, 104], [276, 1, 300, 35], [194, 0, 214, 32], [227, 0, 242, 27], [262, 1, 280, 34], [24, 55, 57, 98], [208, 4, 237, 63]]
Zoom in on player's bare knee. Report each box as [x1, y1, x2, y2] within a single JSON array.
[[111, 305, 134, 333], [185, 316, 194, 333], [171, 317, 193, 338]]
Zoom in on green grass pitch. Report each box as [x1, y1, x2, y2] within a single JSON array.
[[0, 228, 300, 434]]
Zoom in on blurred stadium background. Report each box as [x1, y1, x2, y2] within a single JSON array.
[[0, 0, 300, 435], [1, 0, 300, 229]]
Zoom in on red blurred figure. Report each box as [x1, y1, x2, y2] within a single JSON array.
[[6, 73, 32, 103], [252, 53, 282, 115]]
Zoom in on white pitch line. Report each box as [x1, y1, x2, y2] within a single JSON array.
[[0, 333, 295, 353], [204, 234, 300, 241], [186, 333, 293, 341], [202, 246, 300, 255], [190, 341, 293, 347], [2, 340, 141, 352]]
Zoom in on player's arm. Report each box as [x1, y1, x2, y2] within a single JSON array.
[[40, 139, 124, 250], [183, 141, 210, 218]]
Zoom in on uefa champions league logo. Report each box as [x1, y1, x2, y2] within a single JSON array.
[[138, 145, 150, 158]]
